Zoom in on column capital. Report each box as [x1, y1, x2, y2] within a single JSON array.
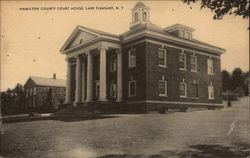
[[76, 54, 81, 58], [116, 49, 122, 54], [65, 57, 70, 61], [98, 46, 108, 51]]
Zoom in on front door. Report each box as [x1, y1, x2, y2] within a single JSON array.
[[95, 81, 100, 100]]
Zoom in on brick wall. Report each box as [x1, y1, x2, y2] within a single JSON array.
[[122, 42, 147, 102], [145, 41, 222, 104]]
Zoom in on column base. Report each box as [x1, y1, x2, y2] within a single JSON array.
[[116, 99, 122, 102], [73, 102, 81, 107], [98, 98, 108, 102]]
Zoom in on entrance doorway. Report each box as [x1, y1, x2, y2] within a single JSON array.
[[95, 81, 100, 100]]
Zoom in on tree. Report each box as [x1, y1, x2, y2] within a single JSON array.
[[13, 83, 26, 110], [231, 68, 244, 89], [222, 70, 231, 92], [182, 0, 249, 20]]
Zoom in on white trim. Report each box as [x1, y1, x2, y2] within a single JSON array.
[[61, 28, 120, 54], [180, 81, 187, 98], [158, 48, 167, 68], [129, 80, 136, 97], [128, 48, 136, 68], [126, 100, 223, 106], [66, 41, 121, 59]]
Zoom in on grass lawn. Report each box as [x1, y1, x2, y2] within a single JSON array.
[[1, 97, 249, 158]]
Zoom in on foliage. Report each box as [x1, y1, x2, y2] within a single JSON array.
[[1, 83, 26, 114], [182, 0, 249, 19], [222, 70, 231, 91], [222, 68, 249, 96]]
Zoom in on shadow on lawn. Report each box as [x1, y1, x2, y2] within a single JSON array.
[[97, 143, 249, 158], [3, 115, 121, 123]]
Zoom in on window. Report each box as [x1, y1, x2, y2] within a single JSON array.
[[129, 48, 136, 68], [190, 55, 197, 72], [110, 54, 117, 72], [190, 82, 199, 98], [29, 88, 33, 96], [158, 48, 167, 67], [129, 80, 136, 97], [142, 12, 147, 21], [180, 80, 187, 97], [207, 58, 214, 75], [186, 32, 191, 39], [33, 87, 36, 95], [110, 80, 116, 98], [134, 12, 139, 22], [179, 30, 184, 38], [179, 53, 186, 70], [159, 76, 167, 96], [208, 83, 214, 100]]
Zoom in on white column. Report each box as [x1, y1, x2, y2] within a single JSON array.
[[74, 55, 82, 106], [81, 57, 86, 102], [98, 46, 108, 101], [65, 58, 72, 104], [86, 51, 93, 102], [116, 49, 123, 102]]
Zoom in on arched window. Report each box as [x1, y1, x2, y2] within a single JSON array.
[[134, 12, 139, 22], [142, 12, 147, 21]]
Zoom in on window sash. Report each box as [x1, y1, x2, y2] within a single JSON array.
[[190, 55, 197, 71], [159, 80, 167, 96], [207, 59, 213, 75], [158, 49, 166, 67], [179, 54, 186, 69], [180, 83, 186, 97]]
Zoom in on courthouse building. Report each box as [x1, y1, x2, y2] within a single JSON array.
[[60, 2, 225, 111]]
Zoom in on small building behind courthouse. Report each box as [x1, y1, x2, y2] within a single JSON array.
[[24, 74, 66, 112], [60, 2, 226, 112]]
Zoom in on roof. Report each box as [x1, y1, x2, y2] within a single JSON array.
[[134, 1, 146, 8], [78, 25, 119, 38], [121, 22, 225, 54], [164, 24, 195, 32], [25, 76, 66, 88]]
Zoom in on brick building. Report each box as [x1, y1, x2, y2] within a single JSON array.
[[24, 74, 66, 112], [60, 2, 225, 111]]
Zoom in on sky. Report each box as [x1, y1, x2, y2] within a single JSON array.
[[1, 1, 249, 91]]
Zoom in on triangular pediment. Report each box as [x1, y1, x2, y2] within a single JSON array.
[[67, 31, 98, 49], [61, 26, 99, 52]]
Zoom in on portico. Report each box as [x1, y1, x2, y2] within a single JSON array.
[[60, 26, 122, 106]]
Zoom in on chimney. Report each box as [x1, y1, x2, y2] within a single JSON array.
[[53, 73, 56, 79]]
